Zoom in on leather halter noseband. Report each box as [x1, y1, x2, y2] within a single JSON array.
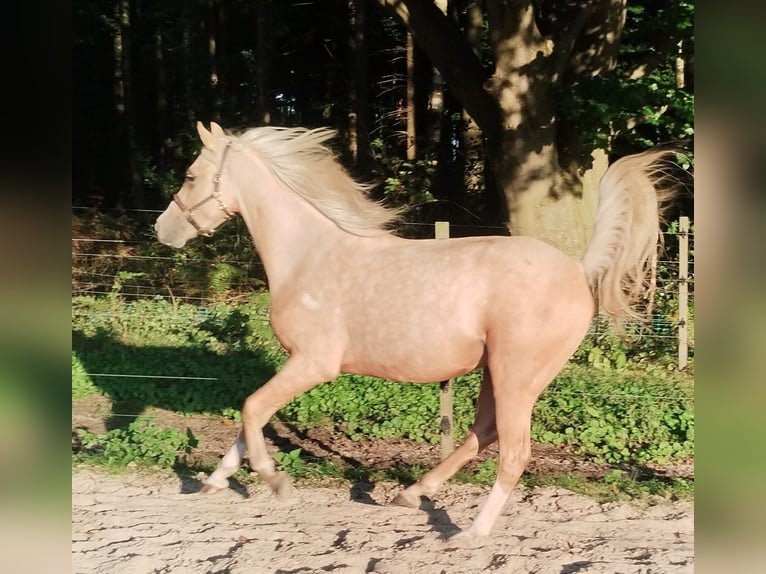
[[173, 142, 235, 237]]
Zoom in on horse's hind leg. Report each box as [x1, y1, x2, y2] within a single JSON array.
[[458, 396, 535, 539], [392, 368, 498, 508], [459, 354, 569, 539]]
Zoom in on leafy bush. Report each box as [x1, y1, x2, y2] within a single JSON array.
[[76, 417, 198, 467], [279, 371, 483, 444], [72, 354, 98, 399], [369, 137, 438, 209], [72, 295, 282, 417], [533, 365, 694, 463], [273, 448, 309, 478], [72, 210, 266, 303]]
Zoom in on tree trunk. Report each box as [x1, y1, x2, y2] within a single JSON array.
[[405, 31, 416, 161], [675, 40, 685, 89], [432, 0, 465, 207], [432, 82, 464, 205], [113, 0, 142, 209], [180, 3, 196, 127], [111, 0, 125, 209], [380, 0, 630, 253], [154, 23, 169, 165], [255, 0, 273, 124], [460, 0, 491, 222], [348, 0, 371, 174], [486, 1, 573, 248], [208, 2, 221, 122], [412, 42, 433, 155], [485, 1, 623, 254]]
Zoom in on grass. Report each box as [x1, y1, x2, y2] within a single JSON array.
[[75, 449, 691, 506], [520, 469, 693, 504], [298, 458, 693, 504], [73, 415, 693, 505]]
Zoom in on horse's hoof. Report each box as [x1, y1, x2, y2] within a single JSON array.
[[449, 529, 474, 541], [200, 482, 223, 494], [271, 471, 294, 500], [391, 490, 420, 509], [444, 527, 488, 547], [442, 530, 474, 548]]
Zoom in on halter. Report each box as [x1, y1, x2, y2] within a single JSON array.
[[173, 142, 235, 237]]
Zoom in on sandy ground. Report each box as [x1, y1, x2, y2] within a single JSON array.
[[72, 467, 693, 574]]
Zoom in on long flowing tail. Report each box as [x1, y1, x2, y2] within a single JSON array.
[[582, 149, 680, 328]]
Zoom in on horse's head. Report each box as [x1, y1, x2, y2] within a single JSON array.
[[154, 121, 238, 248]]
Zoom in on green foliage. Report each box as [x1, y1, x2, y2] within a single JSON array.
[[562, 80, 674, 151], [209, 263, 246, 297], [272, 448, 347, 480], [472, 458, 499, 485], [71, 295, 282, 417], [109, 272, 146, 301], [457, 460, 693, 501], [76, 417, 198, 468], [137, 151, 183, 199], [273, 448, 309, 478], [519, 470, 693, 503], [532, 365, 694, 464], [571, 320, 686, 372], [370, 138, 438, 208], [279, 371, 483, 445], [72, 354, 98, 399], [72, 210, 266, 303], [558, 1, 694, 153], [560, 66, 694, 152], [602, 469, 693, 500]]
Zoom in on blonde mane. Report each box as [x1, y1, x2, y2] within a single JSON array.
[[233, 126, 400, 237]]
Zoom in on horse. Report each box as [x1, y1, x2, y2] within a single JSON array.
[[154, 121, 676, 539]]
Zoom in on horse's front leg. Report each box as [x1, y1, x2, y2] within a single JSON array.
[[201, 355, 334, 497], [201, 429, 246, 493]]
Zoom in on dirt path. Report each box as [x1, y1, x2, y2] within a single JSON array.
[[72, 467, 693, 574]]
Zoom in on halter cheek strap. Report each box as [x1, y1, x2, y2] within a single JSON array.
[[173, 142, 235, 237]]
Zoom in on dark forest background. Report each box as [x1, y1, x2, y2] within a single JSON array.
[[73, 0, 693, 231]]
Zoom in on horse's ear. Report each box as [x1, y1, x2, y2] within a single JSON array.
[[197, 121, 215, 149], [210, 121, 225, 139]]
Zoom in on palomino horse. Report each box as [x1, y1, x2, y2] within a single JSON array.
[[155, 121, 675, 539]]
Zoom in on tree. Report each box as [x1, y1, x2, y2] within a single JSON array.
[[72, 0, 691, 220], [112, 0, 142, 208], [349, 0, 372, 174], [255, 0, 274, 124], [377, 0, 693, 253]]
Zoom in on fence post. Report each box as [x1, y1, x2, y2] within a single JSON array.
[[677, 216, 689, 371], [435, 221, 455, 459]]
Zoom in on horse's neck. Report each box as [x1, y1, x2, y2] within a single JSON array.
[[233, 156, 343, 291]]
